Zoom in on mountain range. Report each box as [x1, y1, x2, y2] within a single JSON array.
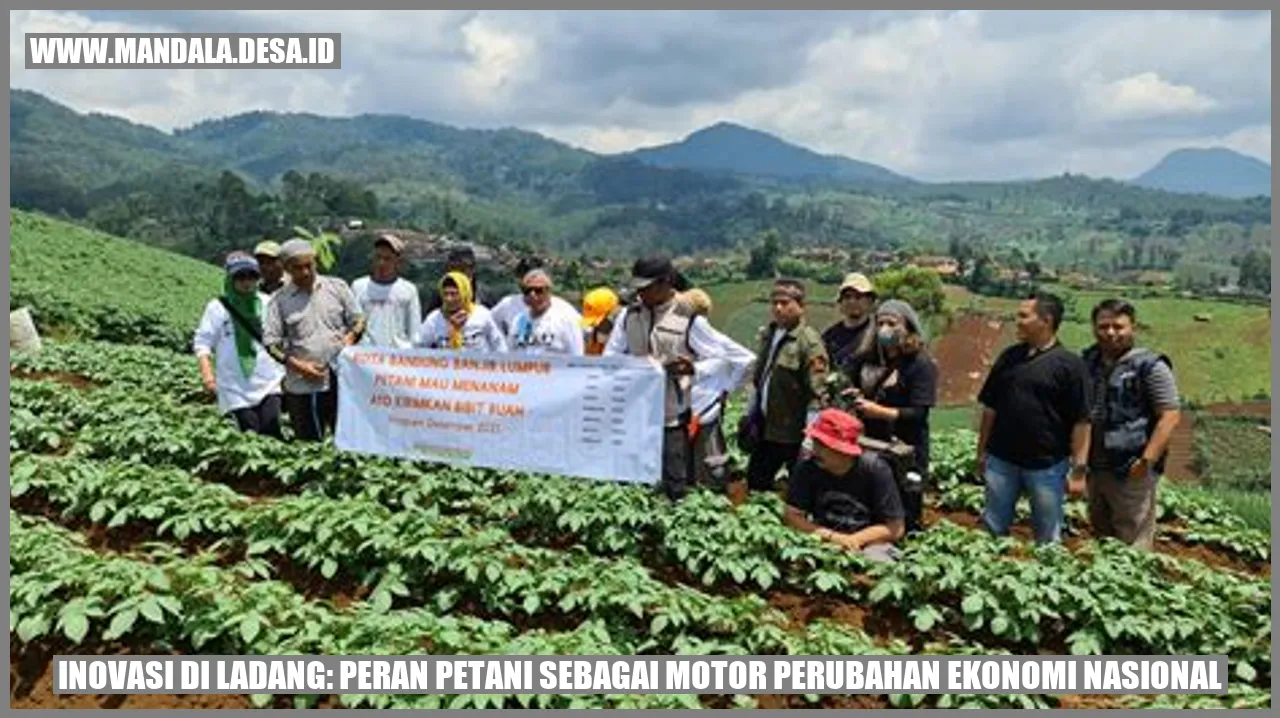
[[8, 88, 1270, 262]]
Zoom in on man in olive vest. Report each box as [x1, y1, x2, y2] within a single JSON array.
[[1082, 298, 1181, 550], [739, 278, 831, 492], [604, 255, 737, 501]]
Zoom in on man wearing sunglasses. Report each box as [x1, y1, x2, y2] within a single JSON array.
[[506, 268, 585, 355]]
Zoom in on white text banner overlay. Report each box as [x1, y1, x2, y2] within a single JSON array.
[[54, 656, 1228, 695], [335, 348, 665, 484], [26, 34, 340, 69]]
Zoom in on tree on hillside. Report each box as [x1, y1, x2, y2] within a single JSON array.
[[746, 229, 782, 279], [1238, 249, 1271, 294], [871, 266, 946, 318]]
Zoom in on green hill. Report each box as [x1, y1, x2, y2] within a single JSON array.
[[1134, 147, 1271, 199], [10, 208, 222, 352], [626, 121, 912, 185], [8, 89, 1273, 272]]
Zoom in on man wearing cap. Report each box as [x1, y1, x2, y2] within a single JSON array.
[[263, 238, 365, 442], [741, 278, 831, 492], [424, 245, 496, 314], [823, 273, 877, 374], [506, 268, 584, 355], [581, 287, 621, 356], [253, 241, 286, 297], [604, 256, 738, 501], [192, 252, 286, 438], [351, 233, 422, 349], [784, 409, 905, 562], [490, 256, 576, 337]]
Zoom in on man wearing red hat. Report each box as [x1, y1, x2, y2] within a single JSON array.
[[783, 408, 906, 562]]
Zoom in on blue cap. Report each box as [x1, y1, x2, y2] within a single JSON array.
[[225, 251, 261, 277]]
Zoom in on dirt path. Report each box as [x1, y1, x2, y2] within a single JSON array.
[[932, 312, 1011, 405]]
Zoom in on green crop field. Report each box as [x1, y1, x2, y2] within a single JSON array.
[[7, 213, 1273, 709], [10, 208, 223, 353]]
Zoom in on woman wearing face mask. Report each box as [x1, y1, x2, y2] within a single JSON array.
[[847, 299, 938, 534]]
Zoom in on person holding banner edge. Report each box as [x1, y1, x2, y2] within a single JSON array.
[[262, 238, 365, 442], [604, 256, 740, 501]]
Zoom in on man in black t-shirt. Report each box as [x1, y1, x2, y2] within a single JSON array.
[[784, 408, 905, 562], [977, 292, 1093, 544]]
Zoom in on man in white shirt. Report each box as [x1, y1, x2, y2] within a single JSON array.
[[351, 233, 422, 350], [604, 256, 740, 501], [416, 271, 508, 352], [679, 289, 755, 490], [507, 268, 585, 355], [490, 256, 576, 337]]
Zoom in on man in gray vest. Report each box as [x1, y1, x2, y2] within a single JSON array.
[[604, 255, 737, 501], [1082, 298, 1181, 550]]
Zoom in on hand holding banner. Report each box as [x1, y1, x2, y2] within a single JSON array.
[[335, 347, 666, 484]]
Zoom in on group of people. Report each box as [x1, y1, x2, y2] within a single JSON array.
[[193, 233, 1180, 564]]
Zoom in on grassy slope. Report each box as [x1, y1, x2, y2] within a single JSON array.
[[10, 208, 222, 351], [944, 285, 1271, 404]]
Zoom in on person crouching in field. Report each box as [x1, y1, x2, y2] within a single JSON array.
[[1082, 299, 1181, 550], [416, 271, 507, 351], [679, 288, 756, 493], [784, 409, 905, 562], [506, 268, 585, 355], [192, 252, 286, 439], [263, 238, 366, 442]]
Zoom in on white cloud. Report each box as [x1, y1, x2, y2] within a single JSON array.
[[1083, 72, 1218, 120], [8, 9, 1271, 181]]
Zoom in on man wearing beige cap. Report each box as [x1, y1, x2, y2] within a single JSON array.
[[351, 233, 422, 349], [253, 240, 286, 297], [823, 272, 877, 374]]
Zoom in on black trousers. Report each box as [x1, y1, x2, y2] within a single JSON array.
[[661, 426, 692, 501], [284, 385, 339, 442], [746, 440, 802, 491], [231, 394, 283, 440]]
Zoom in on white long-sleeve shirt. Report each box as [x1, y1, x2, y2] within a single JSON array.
[[415, 305, 508, 352], [506, 301, 586, 356], [603, 307, 740, 418], [351, 276, 421, 349], [689, 323, 756, 425], [192, 296, 285, 415]]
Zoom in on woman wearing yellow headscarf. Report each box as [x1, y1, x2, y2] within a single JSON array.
[[414, 271, 508, 351]]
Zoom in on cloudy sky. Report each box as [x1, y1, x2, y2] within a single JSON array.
[[10, 9, 1271, 182]]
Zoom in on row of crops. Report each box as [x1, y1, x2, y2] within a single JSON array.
[[8, 339, 1272, 709]]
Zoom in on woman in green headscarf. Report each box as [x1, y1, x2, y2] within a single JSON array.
[[192, 251, 286, 438]]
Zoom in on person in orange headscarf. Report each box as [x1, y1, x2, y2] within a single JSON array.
[[414, 271, 507, 351]]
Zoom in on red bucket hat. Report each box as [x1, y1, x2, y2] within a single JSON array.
[[805, 409, 864, 457]]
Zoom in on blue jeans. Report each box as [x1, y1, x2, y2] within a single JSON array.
[[982, 454, 1069, 544]]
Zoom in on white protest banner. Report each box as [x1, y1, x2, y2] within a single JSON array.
[[335, 347, 666, 484]]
